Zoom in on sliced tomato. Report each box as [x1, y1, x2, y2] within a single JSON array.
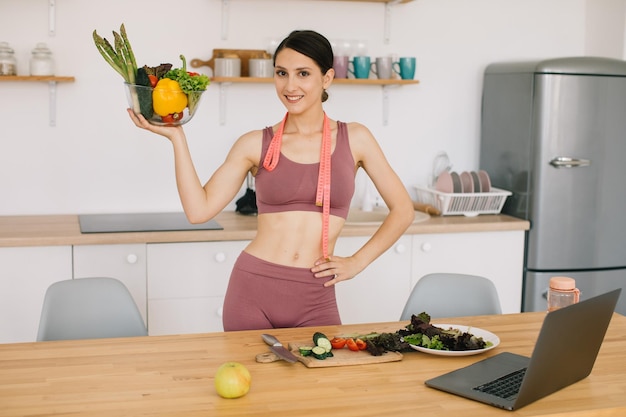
[[346, 338, 359, 351], [148, 74, 158, 87], [355, 338, 367, 350], [161, 112, 184, 124], [330, 337, 347, 349]]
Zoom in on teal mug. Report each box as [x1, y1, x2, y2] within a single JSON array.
[[393, 57, 416, 80], [349, 56, 371, 79]]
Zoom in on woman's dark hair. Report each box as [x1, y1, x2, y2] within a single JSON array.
[[273, 30, 334, 102]]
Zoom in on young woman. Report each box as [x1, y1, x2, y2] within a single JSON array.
[[127, 30, 415, 331]]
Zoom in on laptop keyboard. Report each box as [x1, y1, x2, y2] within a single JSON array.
[[473, 368, 527, 400]]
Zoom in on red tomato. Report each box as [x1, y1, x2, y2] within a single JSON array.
[[187, 71, 200, 77], [330, 337, 347, 349], [355, 338, 367, 350], [161, 112, 184, 124], [346, 338, 359, 351], [148, 74, 158, 87]]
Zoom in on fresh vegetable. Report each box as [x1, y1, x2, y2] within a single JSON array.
[[365, 333, 409, 356], [160, 112, 184, 124], [330, 337, 347, 350], [142, 63, 173, 81], [298, 346, 313, 357], [134, 67, 154, 119], [92, 24, 137, 84], [152, 78, 188, 117], [93, 25, 210, 125], [164, 55, 209, 114], [355, 338, 367, 350], [401, 313, 489, 351], [311, 346, 328, 360], [346, 338, 359, 351], [403, 333, 445, 350], [312, 332, 332, 353]]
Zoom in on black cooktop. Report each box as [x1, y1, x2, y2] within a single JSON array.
[[78, 212, 223, 234]]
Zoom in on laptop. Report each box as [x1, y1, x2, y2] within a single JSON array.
[[424, 288, 622, 411]]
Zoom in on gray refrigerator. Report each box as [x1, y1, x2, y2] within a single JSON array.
[[479, 57, 626, 314]]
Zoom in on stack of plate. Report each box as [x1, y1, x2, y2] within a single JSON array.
[[434, 170, 491, 194]]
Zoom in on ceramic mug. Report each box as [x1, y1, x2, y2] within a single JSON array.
[[371, 57, 393, 79], [248, 58, 273, 78], [214, 57, 241, 77], [333, 56, 349, 79], [393, 57, 416, 80], [349, 56, 371, 79]]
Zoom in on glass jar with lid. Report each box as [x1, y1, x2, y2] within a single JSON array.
[[30, 43, 55, 76], [0, 41, 18, 76]]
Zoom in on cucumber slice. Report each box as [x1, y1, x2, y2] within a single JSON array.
[[313, 332, 333, 353], [311, 346, 327, 360], [312, 332, 329, 345], [299, 346, 313, 357]]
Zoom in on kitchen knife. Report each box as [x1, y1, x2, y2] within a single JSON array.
[[261, 333, 299, 363]]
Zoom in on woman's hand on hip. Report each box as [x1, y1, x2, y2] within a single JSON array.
[[311, 255, 362, 287]]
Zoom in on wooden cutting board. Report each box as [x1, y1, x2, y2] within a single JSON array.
[[256, 341, 403, 368]]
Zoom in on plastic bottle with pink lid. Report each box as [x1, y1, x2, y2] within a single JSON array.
[[547, 276, 580, 312]]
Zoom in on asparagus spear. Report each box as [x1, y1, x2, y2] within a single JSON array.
[[92, 24, 137, 84], [120, 24, 137, 84], [93, 30, 127, 80]]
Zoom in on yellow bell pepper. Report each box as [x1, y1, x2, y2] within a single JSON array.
[[152, 78, 188, 116]]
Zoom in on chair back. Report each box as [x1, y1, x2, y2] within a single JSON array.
[[37, 277, 148, 341], [400, 273, 502, 321]]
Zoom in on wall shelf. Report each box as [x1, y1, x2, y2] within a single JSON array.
[[0, 76, 75, 82], [0, 76, 76, 126], [211, 76, 418, 85], [211, 77, 419, 125]]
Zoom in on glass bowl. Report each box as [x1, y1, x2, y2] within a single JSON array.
[[124, 83, 205, 126]]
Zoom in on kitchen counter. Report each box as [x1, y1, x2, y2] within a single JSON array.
[[1, 311, 625, 416], [0, 211, 529, 247]]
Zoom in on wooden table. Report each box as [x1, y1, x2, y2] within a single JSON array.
[[1, 312, 625, 417]]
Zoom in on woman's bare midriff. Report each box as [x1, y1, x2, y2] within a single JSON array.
[[244, 211, 345, 268]]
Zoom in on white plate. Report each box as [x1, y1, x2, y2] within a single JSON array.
[[408, 324, 500, 356]]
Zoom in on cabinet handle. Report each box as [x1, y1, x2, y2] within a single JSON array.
[[421, 242, 432, 253], [126, 254, 138, 264], [214, 252, 226, 263], [395, 243, 406, 254]]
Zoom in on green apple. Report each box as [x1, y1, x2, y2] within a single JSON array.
[[214, 362, 252, 399]]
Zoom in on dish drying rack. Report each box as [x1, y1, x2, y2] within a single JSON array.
[[414, 186, 511, 217]]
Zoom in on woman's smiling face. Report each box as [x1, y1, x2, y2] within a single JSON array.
[[273, 48, 333, 114]]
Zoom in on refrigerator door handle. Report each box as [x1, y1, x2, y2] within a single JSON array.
[[549, 156, 591, 168]]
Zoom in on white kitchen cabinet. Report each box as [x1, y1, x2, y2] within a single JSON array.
[[411, 231, 525, 314], [334, 235, 412, 324], [146, 240, 249, 335], [73, 244, 148, 325], [0, 246, 72, 343]]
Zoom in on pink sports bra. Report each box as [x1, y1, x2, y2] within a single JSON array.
[[255, 121, 356, 219]]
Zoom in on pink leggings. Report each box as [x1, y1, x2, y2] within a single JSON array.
[[222, 251, 342, 331]]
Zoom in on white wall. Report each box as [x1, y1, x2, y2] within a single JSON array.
[[0, 0, 621, 216]]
